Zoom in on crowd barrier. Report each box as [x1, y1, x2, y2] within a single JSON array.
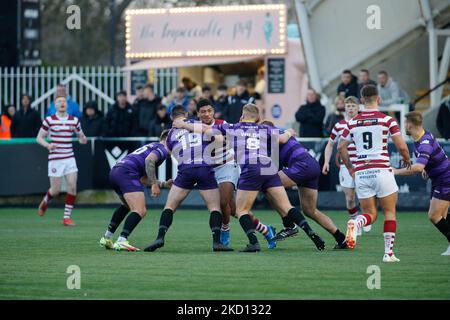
[[1, 137, 448, 210]]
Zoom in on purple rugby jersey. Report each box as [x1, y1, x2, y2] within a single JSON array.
[[115, 142, 168, 177]]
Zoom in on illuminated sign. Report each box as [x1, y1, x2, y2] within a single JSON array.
[[125, 4, 287, 59]]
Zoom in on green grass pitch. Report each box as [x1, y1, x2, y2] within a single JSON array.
[[0, 208, 449, 300]]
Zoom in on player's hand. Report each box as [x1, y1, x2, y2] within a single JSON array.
[[46, 143, 57, 151], [172, 119, 185, 129], [400, 159, 412, 170], [164, 179, 173, 189], [151, 183, 161, 198], [322, 163, 330, 175], [421, 170, 429, 180], [79, 135, 88, 145]]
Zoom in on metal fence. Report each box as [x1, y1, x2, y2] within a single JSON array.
[[0, 66, 179, 119]]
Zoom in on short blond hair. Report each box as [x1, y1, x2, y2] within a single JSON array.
[[405, 111, 423, 127], [242, 103, 259, 120]]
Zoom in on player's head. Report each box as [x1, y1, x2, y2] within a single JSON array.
[[196, 98, 215, 125], [240, 103, 260, 122], [55, 95, 67, 113], [260, 119, 275, 127], [404, 111, 423, 136], [159, 129, 169, 147], [344, 96, 360, 118], [170, 104, 187, 120], [360, 84, 380, 107]]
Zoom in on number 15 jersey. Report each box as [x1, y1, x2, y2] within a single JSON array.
[[341, 110, 400, 172]]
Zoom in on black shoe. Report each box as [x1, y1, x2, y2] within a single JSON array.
[[309, 232, 325, 251], [270, 227, 299, 241], [240, 243, 261, 253], [213, 243, 234, 252], [144, 238, 164, 252], [333, 241, 348, 250]]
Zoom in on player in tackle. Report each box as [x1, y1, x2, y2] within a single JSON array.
[[338, 85, 411, 262], [394, 111, 450, 256], [144, 105, 233, 252], [322, 96, 372, 235], [260, 120, 347, 249], [196, 98, 276, 249], [174, 104, 324, 252], [37, 94, 87, 226], [99, 130, 173, 251]]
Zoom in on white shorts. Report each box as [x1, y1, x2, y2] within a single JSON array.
[[355, 168, 398, 199], [213, 163, 240, 189], [339, 165, 355, 189], [48, 158, 78, 177]]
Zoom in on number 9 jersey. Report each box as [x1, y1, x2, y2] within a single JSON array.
[[341, 110, 401, 199]]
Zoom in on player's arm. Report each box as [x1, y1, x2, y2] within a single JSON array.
[[393, 163, 425, 176], [75, 119, 88, 144], [172, 119, 208, 133], [322, 139, 335, 175], [391, 134, 411, 168], [337, 138, 354, 175], [36, 128, 55, 151], [145, 152, 161, 198]]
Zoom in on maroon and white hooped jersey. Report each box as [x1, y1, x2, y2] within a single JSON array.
[[330, 119, 357, 165], [41, 114, 82, 161], [341, 110, 400, 172]]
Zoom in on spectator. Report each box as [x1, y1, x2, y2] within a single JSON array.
[[0, 104, 16, 139], [201, 85, 215, 103], [46, 84, 82, 118], [223, 79, 255, 124], [324, 96, 346, 137], [132, 85, 145, 106], [182, 77, 202, 99], [213, 84, 229, 119], [358, 69, 377, 94], [148, 105, 171, 137], [337, 70, 359, 98], [295, 88, 326, 137], [11, 94, 42, 138], [80, 100, 106, 137], [135, 84, 161, 136], [253, 92, 265, 119], [167, 87, 189, 115], [105, 91, 137, 137], [377, 71, 410, 106], [437, 99, 450, 139], [187, 98, 198, 120], [254, 66, 266, 96]]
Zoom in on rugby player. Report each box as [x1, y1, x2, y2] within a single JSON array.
[[37, 94, 87, 226], [338, 85, 411, 262], [394, 111, 450, 256], [99, 130, 172, 251], [322, 96, 371, 235], [175, 104, 325, 252], [196, 98, 276, 249], [144, 105, 233, 252], [260, 120, 347, 249]]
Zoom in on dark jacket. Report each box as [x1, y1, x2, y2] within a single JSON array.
[[437, 100, 450, 139], [148, 113, 172, 137], [324, 112, 345, 137], [295, 101, 326, 137], [80, 103, 106, 137], [134, 96, 161, 136], [223, 91, 255, 124], [337, 75, 359, 98], [214, 96, 228, 119], [105, 102, 137, 137], [11, 100, 41, 138]]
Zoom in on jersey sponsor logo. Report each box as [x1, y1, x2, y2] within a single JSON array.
[[357, 119, 378, 126], [420, 139, 430, 145]]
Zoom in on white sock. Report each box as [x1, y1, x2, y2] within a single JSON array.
[[117, 236, 127, 242]]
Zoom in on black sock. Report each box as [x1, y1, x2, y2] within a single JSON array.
[[434, 218, 450, 243], [333, 229, 346, 244], [239, 214, 258, 245], [120, 212, 142, 238], [108, 205, 129, 233], [157, 208, 174, 240], [210, 211, 222, 244], [282, 215, 296, 228], [288, 207, 313, 235]]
